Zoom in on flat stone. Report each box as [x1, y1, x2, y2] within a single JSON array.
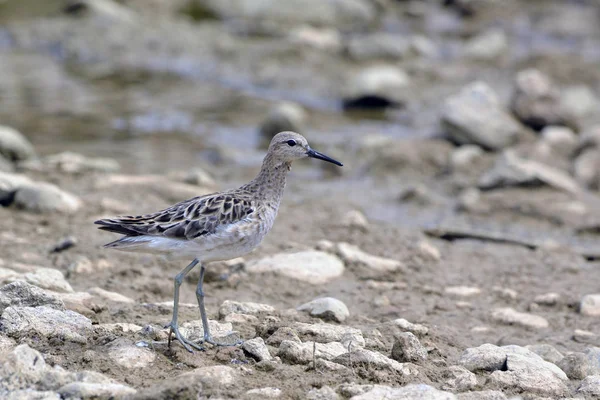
[[14, 182, 81, 214], [490, 307, 549, 329], [245, 387, 282, 399], [457, 391, 507, 400], [390, 318, 429, 336], [333, 349, 419, 376], [58, 382, 136, 399], [0, 125, 35, 162], [218, 300, 275, 318], [88, 287, 134, 303], [441, 82, 522, 151], [580, 294, 600, 316], [459, 343, 508, 372], [178, 365, 237, 389], [297, 297, 349, 322], [444, 286, 481, 297], [533, 292, 561, 306], [391, 332, 427, 363], [441, 365, 478, 392], [1, 306, 92, 344], [292, 322, 365, 348], [349, 384, 450, 399], [278, 340, 347, 364], [247, 251, 344, 285], [0, 281, 64, 313], [242, 337, 271, 362], [0, 267, 73, 293], [479, 150, 580, 194], [108, 343, 156, 369], [336, 242, 404, 272]]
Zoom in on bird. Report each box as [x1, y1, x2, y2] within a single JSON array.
[[94, 131, 343, 352]]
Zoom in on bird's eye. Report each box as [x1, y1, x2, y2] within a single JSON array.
[[286, 139, 297, 147]]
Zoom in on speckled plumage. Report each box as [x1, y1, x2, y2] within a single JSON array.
[[94, 131, 342, 352]]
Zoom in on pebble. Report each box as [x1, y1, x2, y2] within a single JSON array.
[[242, 337, 271, 362], [219, 300, 276, 318], [441, 365, 478, 392], [457, 391, 507, 400], [108, 343, 156, 369], [340, 210, 369, 230], [577, 375, 600, 397], [533, 292, 561, 306], [223, 313, 259, 325], [580, 294, 600, 316], [561, 85, 598, 119], [346, 33, 409, 61], [58, 382, 136, 399], [441, 81, 522, 151], [13, 182, 81, 214], [67, 256, 94, 275], [464, 28, 508, 60], [574, 329, 600, 346], [333, 349, 419, 376], [306, 385, 339, 400], [246, 251, 344, 285], [459, 343, 509, 372], [1, 306, 92, 344], [525, 344, 564, 364], [444, 286, 481, 297], [336, 242, 404, 272], [315, 358, 349, 372], [266, 327, 302, 346], [259, 102, 307, 144], [178, 167, 216, 188], [343, 65, 409, 110], [50, 236, 77, 253], [0, 335, 16, 356], [88, 287, 135, 303], [0, 125, 35, 162], [55, 292, 95, 317], [297, 297, 349, 323], [416, 241, 442, 262], [288, 26, 342, 51], [574, 148, 600, 189], [450, 145, 484, 173], [347, 384, 450, 399], [0, 281, 64, 314], [278, 340, 347, 364], [292, 322, 365, 348], [511, 68, 576, 131], [390, 332, 427, 363], [97, 323, 143, 334], [390, 318, 429, 336], [245, 387, 282, 399], [24, 151, 120, 175], [490, 307, 549, 329]]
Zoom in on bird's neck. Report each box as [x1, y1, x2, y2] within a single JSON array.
[[243, 153, 290, 203]]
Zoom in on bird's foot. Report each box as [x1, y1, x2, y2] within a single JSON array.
[[167, 322, 205, 353], [202, 334, 244, 347]]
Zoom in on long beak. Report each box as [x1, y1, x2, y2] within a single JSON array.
[[306, 148, 343, 166]]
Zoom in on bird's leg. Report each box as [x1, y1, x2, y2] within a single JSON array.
[[195, 264, 242, 347], [167, 258, 204, 352]]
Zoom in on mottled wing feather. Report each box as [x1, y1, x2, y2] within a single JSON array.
[[95, 192, 255, 240]]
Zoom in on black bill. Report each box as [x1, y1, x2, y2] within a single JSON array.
[[306, 148, 343, 166]]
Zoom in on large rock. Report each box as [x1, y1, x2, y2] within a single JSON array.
[[510, 69, 576, 131], [578, 375, 600, 397], [198, 0, 376, 29], [460, 344, 568, 397], [1, 306, 92, 344], [242, 337, 271, 362], [0, 267, 74, 293], [247, 251, 344, 285], [297, 297, 349, 323], [441, 82, 523, 150], [343, 65, 409, 110], [0, 125, 35, 162], [479, 150, 580, 194], [557, 347, 600, 380], [14, 182, 81, 214], [0, 281, 64, 313]]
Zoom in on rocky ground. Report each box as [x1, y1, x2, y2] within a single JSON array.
[[1, 0, 600, 399]]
